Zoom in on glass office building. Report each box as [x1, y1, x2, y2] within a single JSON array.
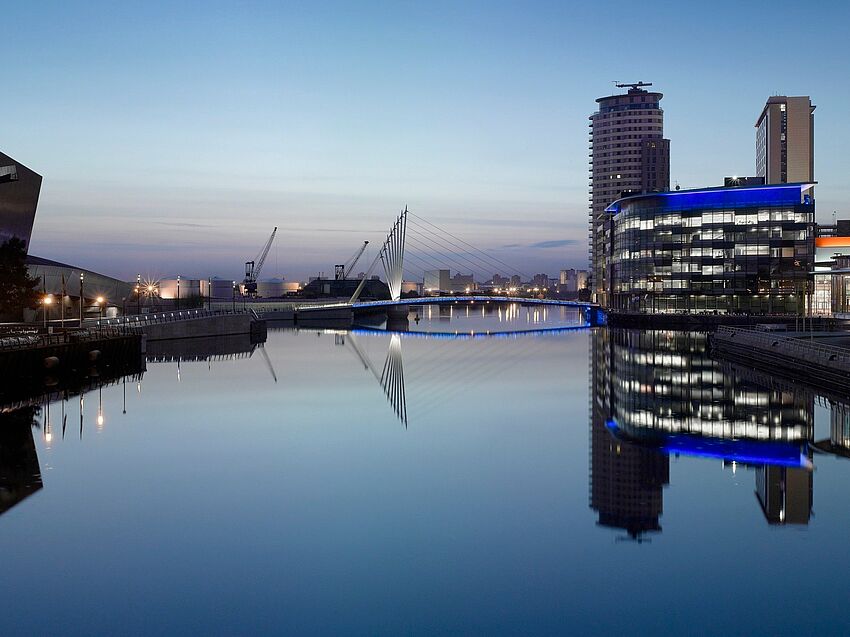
[[605, 183, 815, 313]]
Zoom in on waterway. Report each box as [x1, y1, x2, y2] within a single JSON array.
[[2, 303, 850, 635]]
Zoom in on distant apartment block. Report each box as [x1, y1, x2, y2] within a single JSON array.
[[560, 268, 590, 292], [424, 269, 451, 292], [576, 270, 589, 290], [756, 96, 815, 185]]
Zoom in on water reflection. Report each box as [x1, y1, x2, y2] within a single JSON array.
[[589, 329, 836, 537], [0, 407, 42, 516], [0, 365, 143, 518], [361, 301, 586, 334]]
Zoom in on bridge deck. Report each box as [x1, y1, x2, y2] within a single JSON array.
[[299, 296, 600, 311]]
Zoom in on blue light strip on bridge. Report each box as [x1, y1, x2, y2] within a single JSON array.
[[352, 296, 599, 310], [350, 324, 591, 340]]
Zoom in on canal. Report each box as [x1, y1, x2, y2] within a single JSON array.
[[2, 303, 850, 635]]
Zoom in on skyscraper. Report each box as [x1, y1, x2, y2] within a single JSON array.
[[589, 83, 670, 307], [756, 95, 815, 184]]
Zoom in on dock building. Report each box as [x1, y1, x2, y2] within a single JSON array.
[[604, 182, 815, 313]]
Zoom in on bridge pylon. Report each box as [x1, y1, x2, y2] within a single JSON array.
[[349, 206, 408, 305], [380, 207, 407, 302]]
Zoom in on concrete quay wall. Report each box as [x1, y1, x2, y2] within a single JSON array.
[[711, 327, 850, 393]]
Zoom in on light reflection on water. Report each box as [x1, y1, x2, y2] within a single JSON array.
[[2, 310, 850, 635]]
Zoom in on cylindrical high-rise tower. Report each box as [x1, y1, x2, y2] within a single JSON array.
[[589, 84, 670, 307]]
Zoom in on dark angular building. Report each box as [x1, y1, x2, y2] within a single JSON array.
[[0, 150, 42, 250], [0, 408, 43, 517]]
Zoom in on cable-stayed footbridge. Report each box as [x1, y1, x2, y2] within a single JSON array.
[[296, 207, 603, 327]]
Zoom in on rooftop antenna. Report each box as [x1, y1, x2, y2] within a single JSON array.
[[615, 81, 653, 90]]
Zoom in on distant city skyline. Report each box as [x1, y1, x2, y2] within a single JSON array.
[[4, 0, 849, 281]]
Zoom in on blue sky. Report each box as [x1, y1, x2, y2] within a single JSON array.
[[3, 0, 849, 281]]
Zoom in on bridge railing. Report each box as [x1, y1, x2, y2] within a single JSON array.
[[93, 308, 250, 329], [349, 295, 599, 309]]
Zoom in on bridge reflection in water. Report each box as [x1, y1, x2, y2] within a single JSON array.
[[589, 329, 826, 540]]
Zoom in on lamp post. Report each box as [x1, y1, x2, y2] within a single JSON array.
[[137, 274, 142, 313], [96, 296, 105, 332], [43, 295, 53, 328], [79, 272, 84, 325], [176, 275, 181, 311], [232, 281, 236, 312]]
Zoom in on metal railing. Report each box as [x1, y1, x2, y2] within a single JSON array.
[[715, 326, 850, 364], [0, 326, 140, 351], [299, 296, 599, 311], [94, 308, 249, 329]]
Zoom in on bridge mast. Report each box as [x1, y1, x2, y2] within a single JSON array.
[[349, 206, 408, 304]]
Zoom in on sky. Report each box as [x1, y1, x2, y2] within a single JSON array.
[[3, 0, 849, 282]]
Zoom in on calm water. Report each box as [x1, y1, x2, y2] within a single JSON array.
[[2, 303, 850, 635]]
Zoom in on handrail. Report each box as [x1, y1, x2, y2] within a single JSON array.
[[715, 326, 850, 362], [0, 326, 141, 351], [93, 308, 251, 329], [298, 296, 600, 311]]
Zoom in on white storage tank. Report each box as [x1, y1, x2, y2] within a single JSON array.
[[210, 277, 238, 300], [159, 277, 202, 300], [257, 277, 286, 298]]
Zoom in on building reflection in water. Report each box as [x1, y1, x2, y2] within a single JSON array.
[[0, 368, 143, 519], [0, 407, 43, 516], [590, 329, 819, 537]]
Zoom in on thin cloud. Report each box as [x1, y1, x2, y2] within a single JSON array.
[[529, 239, 579, 249], [502, 239, 580, 249]]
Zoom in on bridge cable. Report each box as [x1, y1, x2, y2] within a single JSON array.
[[407, 212, 530, 279]]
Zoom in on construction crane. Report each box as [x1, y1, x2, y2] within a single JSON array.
[[243, 227, 277, 297], [334, 241, 369, 280]]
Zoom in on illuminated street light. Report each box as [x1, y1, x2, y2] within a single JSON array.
[[95, 295, 105, 325], [42, 294, 53, 328]]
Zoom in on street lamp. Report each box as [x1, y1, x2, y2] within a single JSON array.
[[176, 275, 181, 311], [96, 296, 105, 327], [137, 274, 142, 313], [43, 294, 53, 328], [232, 281, 236, 312], [79, 272, 84, 324]]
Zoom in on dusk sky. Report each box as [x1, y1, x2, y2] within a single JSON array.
[[4, 0, 849, 282]]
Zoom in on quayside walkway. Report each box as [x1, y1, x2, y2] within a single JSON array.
[[711, 326, 850, 395], [94, 308, 266, 341]]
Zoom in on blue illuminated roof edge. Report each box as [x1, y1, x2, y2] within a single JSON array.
[[605, 182, 816, 214]]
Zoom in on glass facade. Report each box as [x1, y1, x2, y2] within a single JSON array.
[[606, 183, 815, 313]]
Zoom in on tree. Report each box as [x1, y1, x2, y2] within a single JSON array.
[[0, 238, 41, 320]]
